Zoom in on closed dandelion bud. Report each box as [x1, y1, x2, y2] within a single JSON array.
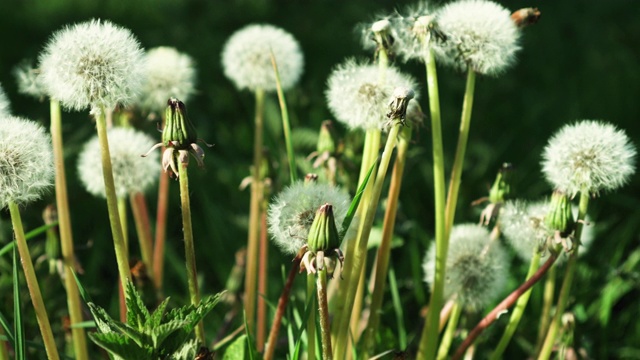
[[423, 224, 508, 311], [0, 116, 54, 208], [541, 120, 636, 197], [488, 163, 513, 204], [317, 120, 336, 155], [268, 182, 350, 255], [306, 204, 341, 253], [163, 98, 197, 149], [544, 191, 575, 236], [432, 0, 521, 75]]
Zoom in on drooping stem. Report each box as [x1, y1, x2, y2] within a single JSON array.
[[333, 123, 401, 359], [417, 47, 447, 360], [307, 275, 317, 360], [95, 107, 131, 298], [437, 301, 462, 360], [264, 255, 302, 360], [361, 126, 411, 357], [178, 158, 205, 343], [9, 202, 60, 360], [244, 88, 265, 338], [153, 164, 169, 290], [537, 193, 590, 360], [452, 254, 558, 360], [317, 269, 333, 360], [130, 192, 154, 281], [490, 252, 542, 359], [49, 99, 89, 360]]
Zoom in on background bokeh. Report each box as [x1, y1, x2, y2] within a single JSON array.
[[1, 0, 639, 358]]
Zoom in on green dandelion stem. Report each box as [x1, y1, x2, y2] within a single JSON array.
[[437, 301, 462, 360], [317, 269, 332, 360], [130, 193, 154, 281], [307, 275, 317, 360], [535, 265, 556, 353]]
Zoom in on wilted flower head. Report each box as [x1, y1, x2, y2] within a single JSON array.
[[268, 181, 351, 255], [13, 60, 48, 100], [138, 47, 196, 113], [39, 19, 144, 114], [0, 84, 10, 117], [78, 127, 160, 199], [358, 16, 401, 58], [432, 0, 521, 75], [0, 116, 54, 208], [423, 223, 507, 311], [222, 24, 304, 92], [542, 120, 636, 196], [325, 59, 418, 130]]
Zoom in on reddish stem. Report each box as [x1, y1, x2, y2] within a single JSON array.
[[257, 208, 268, 352], [153, 170, 169, 290]]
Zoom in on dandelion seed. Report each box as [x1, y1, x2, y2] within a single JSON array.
[[139, 47, 196, 113], [541, 120, 636, 196], [222, 24, 304, 92], [13, 60, 48, 100]]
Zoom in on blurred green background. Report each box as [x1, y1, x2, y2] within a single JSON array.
[[0, 0, 639, 358]]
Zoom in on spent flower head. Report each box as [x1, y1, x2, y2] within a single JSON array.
[[268, 181, 351, 255], [542, 120, 636, 197], [424, 223, 507, 311], [393, 3, 439, 62], [13, 60, 48, 100], [222, 24, 304, 92], [0, 116, 54, 208], [78, 127, 160, 199], [432, 0, 521, 75], [325, 59, 418, 130], [138, 47, 196, 113], [39, 19, 144, 114]]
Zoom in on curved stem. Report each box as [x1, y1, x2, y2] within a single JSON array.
[[10, 202, 60, 360], [537, 193, 590, 360], [417, 48, 447, 360], [437, 301, 462, 360], [317, 269, 333, 360], [490, 251, 542, 359], [95, 108, 131, 290], [244, 89, 265, 338], [49, 99, 89, 360], [178, 158, 205, 343]]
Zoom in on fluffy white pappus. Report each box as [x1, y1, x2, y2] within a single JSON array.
[[0, 116, 54, 208], [432, 0, 520, 75], [139, 47, 196, 113], [39, 19, 144, 113], [325, 59, 418, 130], [78, 127, 160, 199], [222, 24, 304, 92], [357, 16, 401, 55], [0, 84, 10, 117], [501, 200, 594, 265], [423, 223, 507, 311], [392, 2, 437, 62], [268, 181, 351, 255], [542, 120, 636, 196], [13, 60, 48, 100]]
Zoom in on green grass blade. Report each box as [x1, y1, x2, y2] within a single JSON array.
[[389, 265, 407, 349], [270, 50, 297, 184], [0, 222, 58, 257], [340, 160, 376, 240], [13, 246, 25, 360], [0, 311, 15, 348], [70, 269, 93, 304]]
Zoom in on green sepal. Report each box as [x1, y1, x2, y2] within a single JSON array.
[[163, 98, 198, 150], [307, 204, 341, 253], [544, 191, 575, 235], [488, 163, 513, 204]]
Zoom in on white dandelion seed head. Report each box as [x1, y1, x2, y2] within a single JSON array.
[[432, 0, 521, 75], [78, 127, 160, 199], [392, 2, 437, 62], [0, 116, 54, 208], [0, 84, 11, 117], [13, 60, 48, 100], [222, 24, 304, 92], [39, 19, 144, 113], [542, 120, 636, 197], [268, 181, 351, 255], [325, 59, 418, 130], [423, 223, 508, 311], [138, 47, 196, 113]]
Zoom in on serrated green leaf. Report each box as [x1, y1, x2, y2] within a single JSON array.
[[125, 280, 150, 330], [89, 332, 152, 360], [222, 334, 246, 360], [87, 303, 118, 334], [150, 319, 190, 350], [145, 296, 170, 330], [167, 338, 199, 360], [110, 320, 149, 348]]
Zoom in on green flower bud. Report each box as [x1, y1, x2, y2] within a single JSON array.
[[163, 98, 198, 150], [317, 120, 336, 154], [544, 191, 575, 236], [488, 163, 513, 204], [306, 203, 341, 253]]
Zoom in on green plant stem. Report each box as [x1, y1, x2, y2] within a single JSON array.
[[130, 193, 154, 281], [270, 52, 297, 183], [244, 88, 265, 339], [95, 109, 131, 289], [257, 204, 268, 354], [437, 301, 462, 360], [490, 252, 542, 359], [333, 123, 401, 359], [0, 327, 8, 360], [537, 193, 590, 360], [317, 269, 332, 360], [153, 163, 169, 290], [361, 126, 412, 358], [9, 202, 60, 360], [417, 48, 447, 360], [307, 275, 316, 360], [178, 159, 205, 343], [49, 99, 89, 360], [536, 264, 556, 352], [118, 197, 128, 254]]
